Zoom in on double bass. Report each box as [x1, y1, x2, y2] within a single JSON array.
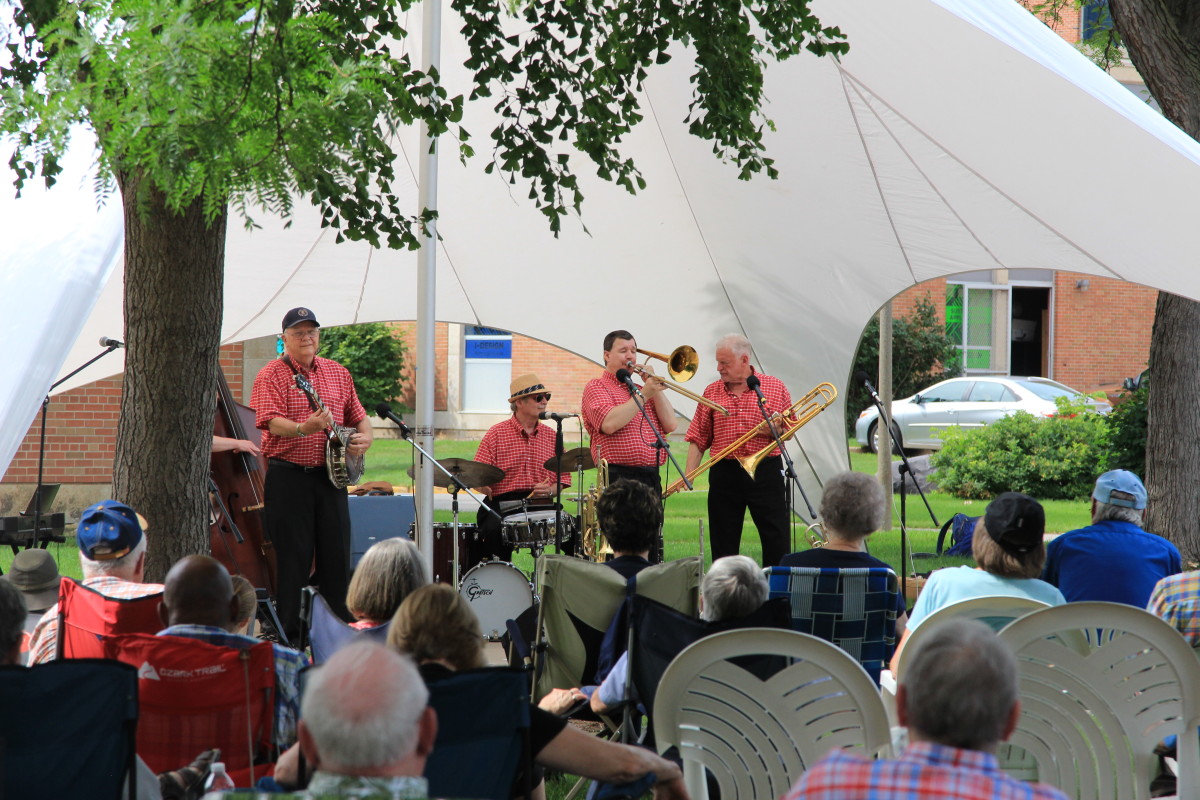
[[209, 369, 278, 598]]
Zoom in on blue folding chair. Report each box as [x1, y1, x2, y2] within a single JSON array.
[[764, 566, 900, 685], [298, 587, 391, 664], [0, 659, 139, 798], [425, 667, 531, 800]]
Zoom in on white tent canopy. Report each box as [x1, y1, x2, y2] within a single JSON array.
[[6, 0, 1200, 499]]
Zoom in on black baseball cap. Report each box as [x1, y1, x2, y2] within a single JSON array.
[[984, 492, 1045, 555], [282, 307, 320, 330]]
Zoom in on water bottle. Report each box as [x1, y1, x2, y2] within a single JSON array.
[[204, 761, 236, 792]]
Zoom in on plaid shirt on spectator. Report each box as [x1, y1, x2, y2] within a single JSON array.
[[251, 356, 367, 467], [1149, 570, 1200, 645], [158, 623, 309, 749], [685, 369, 792, 459], [475, 416, 572, 496], [27, 576, 165, 665], [582, 370, 668, 468], [785, 742, 1068, 800]]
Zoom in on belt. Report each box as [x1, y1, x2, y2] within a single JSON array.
[[269, 458, 325, 473]]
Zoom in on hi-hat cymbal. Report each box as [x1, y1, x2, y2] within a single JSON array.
[[406, 458, 504, 489], [544, 447, 595, 473]]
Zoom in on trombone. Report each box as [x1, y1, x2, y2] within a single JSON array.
[[629, 345, 730, 416], [663, 381, 838, 496]]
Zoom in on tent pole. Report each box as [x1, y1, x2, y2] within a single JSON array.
[[414, 0, 442, 578]]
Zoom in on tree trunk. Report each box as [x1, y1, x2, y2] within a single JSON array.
[[112, 168, 227, 581], [1110, 0, 1200, 562]]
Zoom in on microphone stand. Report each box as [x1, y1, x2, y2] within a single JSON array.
[[862, 380, 938, 602], [551, 418, 567, 556], [379, 416, 500, 585], [32, 341, 123, 548], [749, 389, 817, 526]]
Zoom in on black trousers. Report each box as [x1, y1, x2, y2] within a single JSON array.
[[265, 460, 352, 639], [708, 455, 789, 567]]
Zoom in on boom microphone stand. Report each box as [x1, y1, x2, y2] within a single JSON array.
[[746, 375, 817, 530]]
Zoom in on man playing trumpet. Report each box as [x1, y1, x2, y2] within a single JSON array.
[[581, 330, 678, 493], [685, 334, 793, 566]]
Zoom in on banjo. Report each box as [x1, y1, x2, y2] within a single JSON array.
[[293, 373, 366, 489]]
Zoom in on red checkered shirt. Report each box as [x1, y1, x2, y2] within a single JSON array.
[[27, 576, 165, 665], [475, 416, 573, 495], [685, 369, 792, 459], [582, 370, 668, 468], [251, 356, 367, 467], [784, 742, 1068, 800], [1148, 570, 1200, 645]]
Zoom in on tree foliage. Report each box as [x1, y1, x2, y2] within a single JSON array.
[[1105, 383, 1148, 477], [847, 294, 962, 431], [317, 323, 408, 412]]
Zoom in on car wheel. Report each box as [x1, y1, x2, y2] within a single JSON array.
[[868, 420, 902, 455]]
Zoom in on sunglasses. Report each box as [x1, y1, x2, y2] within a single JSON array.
[[530, 393, 552, 402]]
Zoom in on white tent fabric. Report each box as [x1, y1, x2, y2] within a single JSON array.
[[6, 0, 1200, 502]]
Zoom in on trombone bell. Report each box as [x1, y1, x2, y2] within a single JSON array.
[[637, 345, 699, 383]]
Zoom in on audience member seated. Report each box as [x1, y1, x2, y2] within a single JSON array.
[[28, 500, 164, 664], [1043, 469, 1181, 606], [345, 537, 428, 630], [780, 471, 908, 638], [891, 492, 1063, 672], [229, 575, 257, 637], [598, 479, 662, 579], [784, 619, 1068, 800], [3, 548, 61, 634], [158, 555, 308, 750], [244, 641, 437, 799], [590, 555, 765, 716], [388, 584, 686, 800], [0, 578, 26, 667]]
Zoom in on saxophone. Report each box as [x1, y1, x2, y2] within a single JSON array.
[[581, 457, 614, 561]]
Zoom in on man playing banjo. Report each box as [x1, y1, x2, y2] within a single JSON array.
[[251, 306, 372, 640]]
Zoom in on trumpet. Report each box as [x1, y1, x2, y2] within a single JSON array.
[[663, 381, 838, 496], [626, 360, 730, 416]]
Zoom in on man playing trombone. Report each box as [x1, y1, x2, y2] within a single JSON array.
[[685, 334, 792, 566], [581, 330, 678, 494]]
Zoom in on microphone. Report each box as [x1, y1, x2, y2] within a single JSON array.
[[538, 411, 578, 421], [745, 373, 767, 407], [374, 402, 412, 439], [615, 368, 643, 398], [854, 370, 882, 403], [99, 337, 124, 348]]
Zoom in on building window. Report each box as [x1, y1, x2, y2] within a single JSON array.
[[946, 284, 997, 372], [462, 326, 512, 412]]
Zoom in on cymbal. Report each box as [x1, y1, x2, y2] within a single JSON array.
[[406, 458, 504, 489], [544, 447, 595, 473]]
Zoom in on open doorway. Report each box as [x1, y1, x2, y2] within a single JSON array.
[[1010, 287, 1050, 377]]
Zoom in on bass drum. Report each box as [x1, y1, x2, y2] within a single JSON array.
[[458, 560, 535, 641]]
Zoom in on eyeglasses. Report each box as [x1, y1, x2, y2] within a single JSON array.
[[287, 329, 319, 340], [528, 393, 551, 402]]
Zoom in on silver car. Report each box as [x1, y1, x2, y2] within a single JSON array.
[[854, 376, 1112, 453]]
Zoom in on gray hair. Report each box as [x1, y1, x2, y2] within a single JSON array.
[[714, 334, 752, 358], [346, 537, 429, 624], [302, 641, 430, 769], [0, 580, 26, 664], [81, 534, 147, 579], [819, 472, 886, 539], [902, 619, 1018, 752], [701, 556, 768, 622], [1093, 499, 1143, 526]]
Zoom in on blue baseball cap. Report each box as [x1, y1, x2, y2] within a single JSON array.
[[1092, 470, 1147, 510], [77, 500, 144, 561]]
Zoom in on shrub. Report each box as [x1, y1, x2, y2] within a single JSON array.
[[1106, 384, 1147, 477], [847, 294, 962, 432], [931, 396, 1109, 500], [316, 322, 408, 412]]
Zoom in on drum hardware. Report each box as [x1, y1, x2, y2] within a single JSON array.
[[407, 457, 505, 585], [501, 510, 577, 550], [663, 381, 839, 496], [459, 560, 536, 640]]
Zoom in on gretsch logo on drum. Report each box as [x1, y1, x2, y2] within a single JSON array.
[[464, 579, 494, 601]]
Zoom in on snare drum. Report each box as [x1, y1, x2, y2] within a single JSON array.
[[458, 560, 535, 640], [409, 522, 479, 585], [501, 510, 576, 549]]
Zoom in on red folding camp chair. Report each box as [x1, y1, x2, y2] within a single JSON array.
[[56, 577, 164, 659], [106, 633, 277, 784]]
